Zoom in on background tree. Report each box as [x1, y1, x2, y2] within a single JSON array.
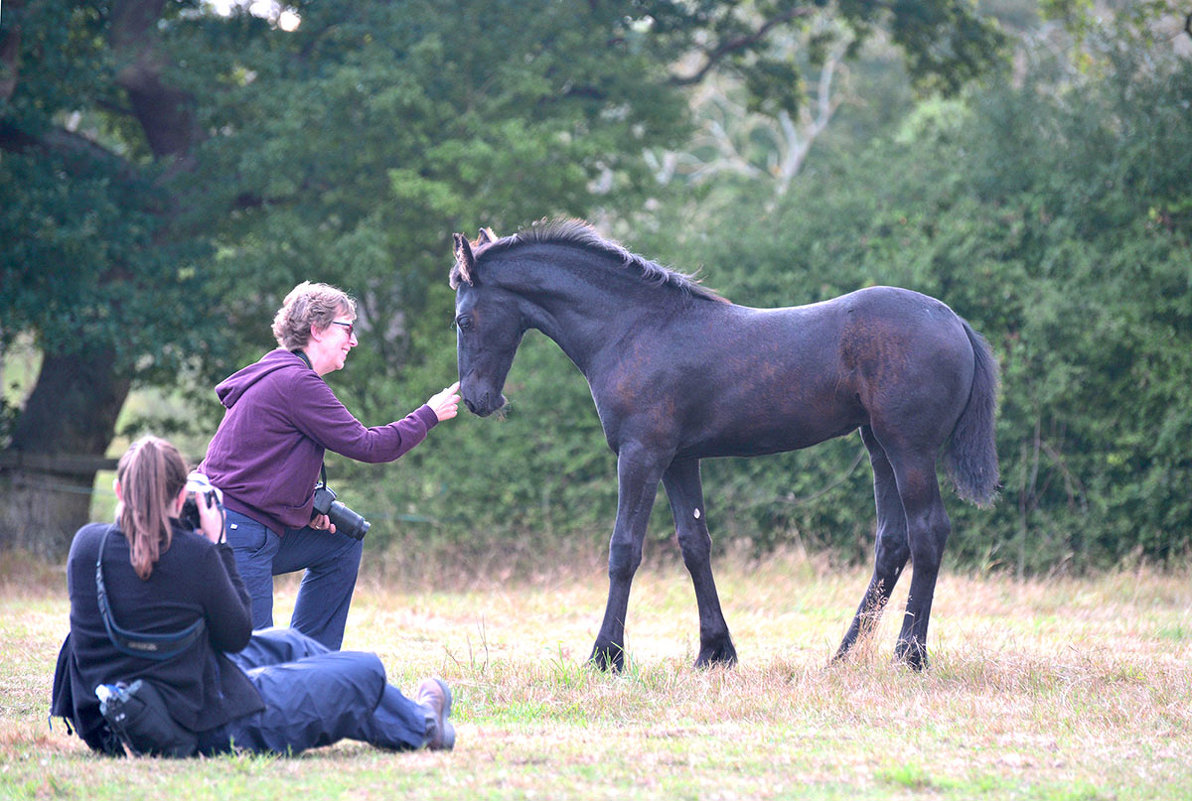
[[1, 0, 1005, 557], [619, 6, 1192, 574]]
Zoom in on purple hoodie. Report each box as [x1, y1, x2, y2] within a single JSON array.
[[201, 349, 439, 536]]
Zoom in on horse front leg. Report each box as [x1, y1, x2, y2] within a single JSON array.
[[589, 444, 668, 672], [662, 458, 736, 668]]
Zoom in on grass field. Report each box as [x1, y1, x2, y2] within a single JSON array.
[[2, 548, 1190, 800]]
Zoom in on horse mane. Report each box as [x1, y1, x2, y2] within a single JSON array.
[[479, 219, 728, 304]]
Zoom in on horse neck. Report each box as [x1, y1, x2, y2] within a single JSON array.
[[493, 248, 661, 372]]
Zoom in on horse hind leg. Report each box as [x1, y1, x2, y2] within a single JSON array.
[[663, 458, 737, 668], [887, 449, 951, 671], [834, 426, 911, 664]]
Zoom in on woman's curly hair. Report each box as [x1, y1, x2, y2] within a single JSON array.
[[272, 281, 357, 350]]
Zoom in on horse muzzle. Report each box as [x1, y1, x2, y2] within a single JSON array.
[[463, 391, 507, 418]]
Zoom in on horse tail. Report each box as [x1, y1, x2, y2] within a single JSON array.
[[945, 320, 1000, 508]]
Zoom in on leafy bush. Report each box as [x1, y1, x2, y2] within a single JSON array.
[[362, 29, 1192, 576]]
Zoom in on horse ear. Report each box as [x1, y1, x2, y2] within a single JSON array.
[[476, 227, 497, 245], [451, 233, 476, 288]]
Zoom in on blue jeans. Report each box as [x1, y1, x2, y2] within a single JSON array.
[[225, 509, 364, 650], [198, 628, 429, 755]]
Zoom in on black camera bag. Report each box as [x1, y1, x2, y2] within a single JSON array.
[[98, 679, 198, 758]]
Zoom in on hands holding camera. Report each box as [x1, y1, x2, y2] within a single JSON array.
[[183, 473, 226, 544]]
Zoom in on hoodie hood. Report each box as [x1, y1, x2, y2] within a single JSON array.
[[215, 349, 308, 409]]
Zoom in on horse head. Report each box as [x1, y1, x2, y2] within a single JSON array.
[[450, 229, 521, 417]]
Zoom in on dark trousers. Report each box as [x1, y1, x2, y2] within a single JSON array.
[[199, 628, 429, 755], [225, 508, 363, 650]]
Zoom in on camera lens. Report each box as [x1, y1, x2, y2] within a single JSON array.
[[180, 497, 201, 531], [328, 501, 370, 540]]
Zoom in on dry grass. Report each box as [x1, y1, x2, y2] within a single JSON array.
[[2, 548, 1191, 800]]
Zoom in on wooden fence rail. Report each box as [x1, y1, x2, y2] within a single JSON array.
[[0, 451, 119, 476]]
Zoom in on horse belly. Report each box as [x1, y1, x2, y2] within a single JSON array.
[[677, 373, 866, 459], [685, 434, 843, 460]]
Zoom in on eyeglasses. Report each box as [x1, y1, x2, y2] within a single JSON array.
[[330, 320, 356, 338]]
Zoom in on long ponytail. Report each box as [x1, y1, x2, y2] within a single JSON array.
[[116, 436, 188, 579]]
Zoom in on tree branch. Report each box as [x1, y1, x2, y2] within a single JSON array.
[[109, 0, 200, 158], [670, 5, 815, 87], [0, 120, 133, 179]]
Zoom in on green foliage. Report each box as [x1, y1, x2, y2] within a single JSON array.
[[3, 0, 716, 456], [176, 0, 701, 402], [2, 0, 1086, 564], [628, 20, 1192, 572], [879, 0, 1010, 95], [649, 0, 1006, 112]]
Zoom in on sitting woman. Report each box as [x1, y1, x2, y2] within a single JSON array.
[[51, 435, 454, 756]]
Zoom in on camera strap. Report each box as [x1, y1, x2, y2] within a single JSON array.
[[292, 348, 356, 534], [293, 348, 316, 373], [95, 526, 206, 661], [294, 348, 332, 492]]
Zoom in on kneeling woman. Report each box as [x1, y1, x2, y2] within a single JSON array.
[[52, 435, 454, 756]]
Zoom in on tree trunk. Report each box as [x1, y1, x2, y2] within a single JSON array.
[[0, 347, 131, 559], [1, 0, 198, 560]]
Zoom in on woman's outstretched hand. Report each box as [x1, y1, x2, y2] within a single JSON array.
[[427, 381, 462, 422]]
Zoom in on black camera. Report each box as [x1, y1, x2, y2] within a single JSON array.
[[180, 472, 222, 532], [179, 497, 203, 532], [312, 483, 371, 540]]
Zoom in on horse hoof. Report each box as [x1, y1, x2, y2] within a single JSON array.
[[694, 640, 738, 669], [894, 641, 929, 671], [589, 643, 625, 673]]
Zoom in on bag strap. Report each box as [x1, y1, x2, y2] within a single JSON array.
[[95, 526, 206, 662]]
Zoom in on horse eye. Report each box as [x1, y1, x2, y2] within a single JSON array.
[[454, 315, 472, 331]]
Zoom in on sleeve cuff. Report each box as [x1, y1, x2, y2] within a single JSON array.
[[415, 404, 439, 431]]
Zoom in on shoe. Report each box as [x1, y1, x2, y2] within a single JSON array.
[[415, 677, 455, 751]]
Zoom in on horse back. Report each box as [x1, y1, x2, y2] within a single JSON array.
[[590, 286, 976, 459]]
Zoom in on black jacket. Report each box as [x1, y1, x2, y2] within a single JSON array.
[[52, 521, 265, 751]]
